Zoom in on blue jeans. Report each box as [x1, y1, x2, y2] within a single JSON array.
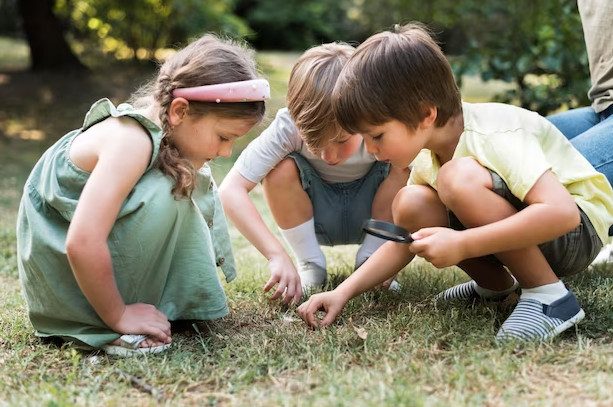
[[547, 104, 613, 185], [287, 153, 390, 246]]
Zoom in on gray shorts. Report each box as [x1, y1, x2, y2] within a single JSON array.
[[288, 152, 390, 246], [448, 170, 602, 277]]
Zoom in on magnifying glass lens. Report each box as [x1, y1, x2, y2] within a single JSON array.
[[362, 219, 413, 243]]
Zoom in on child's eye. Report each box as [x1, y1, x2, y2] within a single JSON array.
[[372, 133, 383, 141], [219, 135, 231, 142]]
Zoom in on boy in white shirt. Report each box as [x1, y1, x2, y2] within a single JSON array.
[[220, 44, 408, 304]]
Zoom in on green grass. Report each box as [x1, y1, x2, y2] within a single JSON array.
[[1, 38, 612, 406]]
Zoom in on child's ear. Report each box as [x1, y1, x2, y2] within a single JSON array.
[[419, 105, 438, 129], [168, 98, 189, 126]]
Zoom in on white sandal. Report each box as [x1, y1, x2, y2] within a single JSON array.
[[102, 334, 171, 357]]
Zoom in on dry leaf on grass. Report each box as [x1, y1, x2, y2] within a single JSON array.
[[349, 318, 368, 340]]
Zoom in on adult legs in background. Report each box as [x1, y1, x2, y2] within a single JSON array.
[[549, 106, 613, 263], [548, 105, 613, 185]]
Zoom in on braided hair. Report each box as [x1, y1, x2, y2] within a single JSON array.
[[132, 34, 265, 198]]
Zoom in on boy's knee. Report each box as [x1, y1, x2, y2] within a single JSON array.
[[263, 158, 300, 188], [437, 157, 491, 205], [392, 185, 437, 222]]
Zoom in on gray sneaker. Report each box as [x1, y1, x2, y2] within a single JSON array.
[[298, 262, 327, 293]]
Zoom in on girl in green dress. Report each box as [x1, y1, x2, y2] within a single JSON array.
[[16, 34, 269, 356]]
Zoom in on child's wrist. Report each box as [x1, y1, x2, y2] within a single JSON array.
[[262, 242, 288, 259], [102, 303, 127, 329], [458, 229, 477, 259], [265, 248, 290, 262], [334, 285, 354, 304]]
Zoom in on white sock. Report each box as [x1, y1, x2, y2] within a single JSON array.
[[355, 234, 387, 268], [280, 218, 326, 270], [474, 275, 519, 298], [521, 280, 568, 305]]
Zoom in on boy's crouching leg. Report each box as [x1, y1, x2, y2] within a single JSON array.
[[263, 157, 312, 228], [392, 184, 448, 231], [436, 157, 506, 226], [264, 158, 326, 291], [435, 157, 519, 297]]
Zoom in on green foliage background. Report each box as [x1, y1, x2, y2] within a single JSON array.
[[2, 0, 592, 114]]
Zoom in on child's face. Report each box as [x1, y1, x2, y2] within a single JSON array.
[[173, 113, 257, 167], [315, 132, 362, 166], [359, 120, 427, 168]]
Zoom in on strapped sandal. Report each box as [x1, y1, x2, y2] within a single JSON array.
[[102, 334, 171, 357]]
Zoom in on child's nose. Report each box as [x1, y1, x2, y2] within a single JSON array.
[[321, 148, 339, 165], [364, 138, 377, 155], [218, 144, 233, 158]]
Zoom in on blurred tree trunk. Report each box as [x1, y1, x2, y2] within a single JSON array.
[[18, 0, 85, 70]]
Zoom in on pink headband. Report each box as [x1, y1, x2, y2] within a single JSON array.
[[172, 78, 270, 103]]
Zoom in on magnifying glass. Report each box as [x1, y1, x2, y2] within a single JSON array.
[[362, 219, 413, 243]]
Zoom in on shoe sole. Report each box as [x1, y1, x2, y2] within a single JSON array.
[[497, 308, 586, 342], [103, 343, 171, 357], [546, 308, 585, 340]]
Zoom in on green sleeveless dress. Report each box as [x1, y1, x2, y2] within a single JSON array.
[[16, 99, 237, 348]]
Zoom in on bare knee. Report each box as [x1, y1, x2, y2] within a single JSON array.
[[263, 158, 300, 191], [392, 185, 446, 230], [437, 157, 492, 207]]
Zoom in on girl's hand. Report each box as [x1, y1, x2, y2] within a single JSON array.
[[263, 253, 302, 305], [409, 227, 467, 268], [110, 303, 172, 344], [297, 290, 347, 328]]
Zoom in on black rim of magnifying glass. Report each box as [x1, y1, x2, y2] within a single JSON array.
[[362, 219, 413, 243]]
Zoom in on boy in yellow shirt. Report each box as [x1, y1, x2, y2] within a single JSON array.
[[298, 23, 613, 342]]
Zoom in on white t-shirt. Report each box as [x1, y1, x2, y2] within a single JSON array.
[[234, 108, 377, 183], [409, 102, 613, 244]]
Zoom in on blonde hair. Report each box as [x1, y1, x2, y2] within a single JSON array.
[[333, 23, 462, 134], [286, 43, 354, 151], [131, 34, 265, 198]]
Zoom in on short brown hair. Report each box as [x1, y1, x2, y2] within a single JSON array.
[[333, 23, 462, 134], [287, 43, 354, 151]]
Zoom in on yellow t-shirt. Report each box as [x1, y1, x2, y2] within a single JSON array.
[[408, 102, 613, 244]]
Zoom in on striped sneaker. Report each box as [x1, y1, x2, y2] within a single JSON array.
[[496, 291, 585, 342], [435, 280, 516, 303], [435, 280, 480, 302]]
